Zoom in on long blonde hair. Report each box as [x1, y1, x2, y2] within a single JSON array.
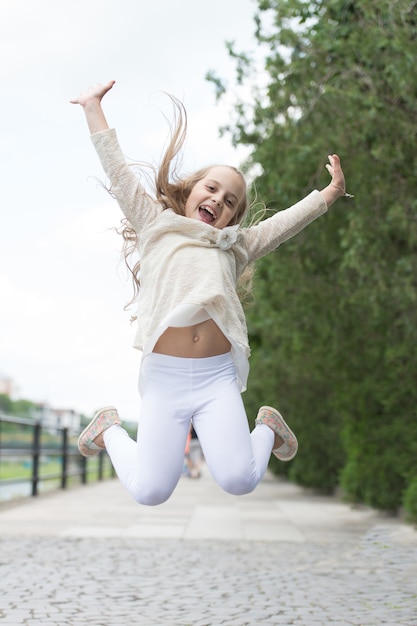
[[118, 95, 254, 310]]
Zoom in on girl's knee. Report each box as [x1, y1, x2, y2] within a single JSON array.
[[131, 483, 175, 506], [217, 471, 258, 496]]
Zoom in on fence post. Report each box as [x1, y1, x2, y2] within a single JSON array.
[[98, 452, 104, 480], [61, 428, 68, 490], [81, 455, 87, 484], [32, 422, 41, 497]]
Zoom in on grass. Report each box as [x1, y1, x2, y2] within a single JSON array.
[[0, 458, 63, 480], [1, 456, 114, 480]]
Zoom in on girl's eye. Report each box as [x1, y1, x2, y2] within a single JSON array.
[[226, 198, 234, 206]]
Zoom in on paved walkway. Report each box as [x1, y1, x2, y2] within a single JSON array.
[[0, 466, 416, 625]]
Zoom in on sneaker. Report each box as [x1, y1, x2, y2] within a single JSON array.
[[255, 405, 298, 461], [77, 406, 121, 457]]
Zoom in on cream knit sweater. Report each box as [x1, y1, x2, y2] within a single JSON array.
[[91, 129, 328, 391]]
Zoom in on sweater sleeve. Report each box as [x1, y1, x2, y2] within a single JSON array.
[[243, 190, 327, 263], [90, 128, 160, 231]]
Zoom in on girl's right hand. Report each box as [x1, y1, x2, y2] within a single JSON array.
[[70, 80, 115, 108]]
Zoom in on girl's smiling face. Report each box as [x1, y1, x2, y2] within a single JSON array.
[[184, 166, 246, 229]]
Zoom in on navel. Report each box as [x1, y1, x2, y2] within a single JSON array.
[[193, 334, 199, 343]]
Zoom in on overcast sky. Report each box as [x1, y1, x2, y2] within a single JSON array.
[[0, 0, 259, 421]]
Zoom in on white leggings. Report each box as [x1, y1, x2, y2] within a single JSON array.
[[104, 352, 274, 506]]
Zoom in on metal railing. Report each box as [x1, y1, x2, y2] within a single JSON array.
[[0, 413, 115, 501]]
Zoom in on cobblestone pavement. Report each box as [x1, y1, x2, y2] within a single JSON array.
[[0, 468, 416, 626]]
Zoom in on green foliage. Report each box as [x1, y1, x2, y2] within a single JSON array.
[[0, 393, 37, 418], [214, 0, 417, 511], [11, 399, 38, 417], [403, 476, 417, 524], [0, 394, 13, 414]]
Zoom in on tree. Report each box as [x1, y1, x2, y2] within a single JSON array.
[[209, 0, 417, 512], [0, 393, 13, 415], [0, 393, 37, 418]]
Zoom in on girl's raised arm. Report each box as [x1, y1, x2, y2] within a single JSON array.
[[71, 79, 160, 232], [70, 80, 115, 134]]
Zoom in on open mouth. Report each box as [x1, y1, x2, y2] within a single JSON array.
[[198, 205, 217, 224]]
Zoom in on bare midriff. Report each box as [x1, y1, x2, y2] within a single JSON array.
[[153, 319, 231, 358]]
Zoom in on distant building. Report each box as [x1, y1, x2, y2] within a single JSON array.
[[34, 403, 81, 433]]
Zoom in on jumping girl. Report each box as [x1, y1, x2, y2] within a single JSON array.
[[71, 80, 349, 506]]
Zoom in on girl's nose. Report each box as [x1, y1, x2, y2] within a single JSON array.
[[212, 196, 223, 207]]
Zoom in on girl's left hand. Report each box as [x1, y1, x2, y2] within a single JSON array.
[[326, 154, 346, 196]]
